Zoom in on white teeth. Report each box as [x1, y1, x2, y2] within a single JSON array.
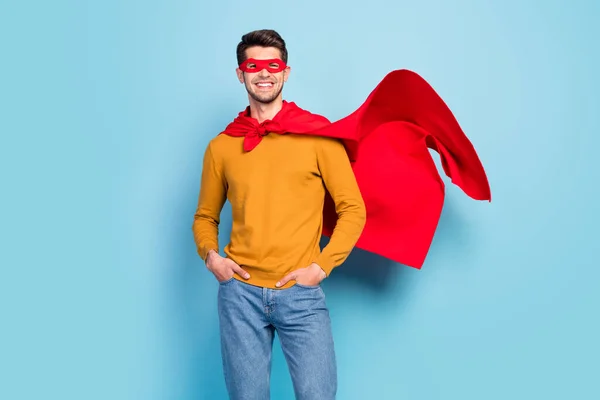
[[257, 83, 273, 87]]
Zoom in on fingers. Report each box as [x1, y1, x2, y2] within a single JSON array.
[[230, 262, 250, 279], [276, 272, 296, 288]]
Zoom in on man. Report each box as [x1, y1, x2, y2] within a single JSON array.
[[192, 29, 366, 399]]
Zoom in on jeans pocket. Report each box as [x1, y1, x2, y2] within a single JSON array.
[[218, 277, 235, 285], [294, 282, 320, 289]]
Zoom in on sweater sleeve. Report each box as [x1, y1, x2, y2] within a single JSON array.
[[314, 138, 366, 275], [192, 141, 227, 261]]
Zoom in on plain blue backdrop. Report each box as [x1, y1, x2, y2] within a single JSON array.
[[1, 0, 598, 399]]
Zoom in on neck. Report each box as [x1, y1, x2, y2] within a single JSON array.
[[248, 96, 283, 123]]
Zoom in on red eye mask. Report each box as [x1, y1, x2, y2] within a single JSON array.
[[238, 58, 287, 73]]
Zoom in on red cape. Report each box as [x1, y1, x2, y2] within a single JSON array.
[[221, 69, 491, 269]]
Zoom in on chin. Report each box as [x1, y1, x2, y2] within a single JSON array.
[[249, 91, 280, 104], [256, 96, 278, 104]]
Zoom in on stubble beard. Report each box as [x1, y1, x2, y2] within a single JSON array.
[[244, 79, 284, 104]]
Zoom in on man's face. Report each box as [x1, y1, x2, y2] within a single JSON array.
[[236, 46, 290, 104]]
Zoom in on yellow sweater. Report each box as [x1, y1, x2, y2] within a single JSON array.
[[192, 132, 366, 289]]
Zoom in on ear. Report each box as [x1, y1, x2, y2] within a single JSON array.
[[283, 66, 291, 82], [236, 68, 244, 84]]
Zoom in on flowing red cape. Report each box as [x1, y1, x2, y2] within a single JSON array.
[[221, 69, 491, 269]]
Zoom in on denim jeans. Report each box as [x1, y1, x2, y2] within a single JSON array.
[[217, 277, 337, 400]]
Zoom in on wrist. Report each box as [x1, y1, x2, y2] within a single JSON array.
[[311, 263, 326, 279], [205, 249, 218, 264], [313, 254, 334, 277]]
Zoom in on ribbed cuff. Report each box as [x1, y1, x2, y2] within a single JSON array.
[[200, 246, 218, 262], [314, 253, 335, 276]]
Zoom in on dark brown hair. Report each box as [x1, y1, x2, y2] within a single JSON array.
[[236, 29, 288, 66]]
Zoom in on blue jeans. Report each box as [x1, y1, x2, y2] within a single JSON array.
[[217, 278, 337, 400]]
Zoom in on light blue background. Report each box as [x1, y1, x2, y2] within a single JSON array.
[[1, 0, 598, 399]]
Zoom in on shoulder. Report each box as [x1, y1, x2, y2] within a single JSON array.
[[310, 135, 346, 152], [284, 134, 344, 152], [207, 133, 243, 155], [304, 135, 350, 165]]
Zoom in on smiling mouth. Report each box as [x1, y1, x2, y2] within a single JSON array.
[[255, 82, 274, 89]]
